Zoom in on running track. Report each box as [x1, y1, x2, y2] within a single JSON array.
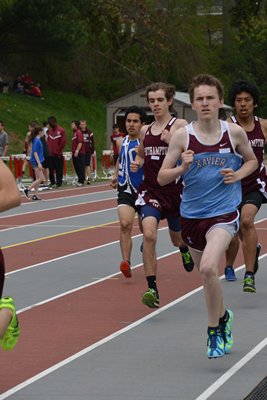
[[0, 183, 266, 400]]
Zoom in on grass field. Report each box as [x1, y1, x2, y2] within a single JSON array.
[[0, 90, 107, 156]]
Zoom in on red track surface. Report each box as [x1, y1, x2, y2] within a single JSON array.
[[0, 185, 266, 394]]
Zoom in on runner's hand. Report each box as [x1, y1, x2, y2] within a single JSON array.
[[221, 168, 237, 184], [181, 150, 194, 172], [110, 176, 117, 188]]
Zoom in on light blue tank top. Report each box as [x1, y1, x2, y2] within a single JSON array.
[[181, 121, 243, 218]]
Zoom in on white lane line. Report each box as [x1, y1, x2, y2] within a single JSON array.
[[15, 247, 180, 314], [1, 255, 267, 398], [0, 195, 116, 221], [3, 260, 266, 400], [194, 338, 267, 400], [5, 227, 165, 276], [14, 252, 266, 314], [3, 253, 266, 399], [1, 221, 267, 397], [0, 282, 203, 399], [0, 206, 117, 233]]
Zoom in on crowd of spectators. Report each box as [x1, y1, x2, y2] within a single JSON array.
[[0, 115, 96, 191], [13, 73, 43, 98]]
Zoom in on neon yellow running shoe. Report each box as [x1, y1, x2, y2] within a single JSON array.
[[181, 251, 194, 272], [0, 297, 20, 351], [243, 274, 256, 293], [142, 288, 159, 308]]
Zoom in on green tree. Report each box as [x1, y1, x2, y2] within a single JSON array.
[[0, 0, 88, 57]]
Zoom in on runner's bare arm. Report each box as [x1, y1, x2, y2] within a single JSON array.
[[259, 118, 267, 142], [130, 126, 145, 172], [222, 124, 258, 184], [0, 159, 21, 212], [161, 118, 188, 144], [158, 127, 193, 186], [110, 137, 124, 188]]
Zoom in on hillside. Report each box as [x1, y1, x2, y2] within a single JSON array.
[[0, 90, 107, 156]]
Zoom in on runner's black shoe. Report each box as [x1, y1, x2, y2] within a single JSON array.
[[181, 250, 194, 272], [142, 288, 159, 308], [253, 243, 261, 274], [243, 273, 256, 293]]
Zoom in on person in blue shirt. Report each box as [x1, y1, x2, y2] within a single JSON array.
[[110, 106, 146, 278], [23, 126, 44, 201], [158, 74, 258, 359]]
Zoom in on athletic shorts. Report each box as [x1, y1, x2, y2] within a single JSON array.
[[140, 204, 180, 232], [118, 190, 139, 212], [180, 211, 239, 251], [136, 183, 182, 220], [240, 190, 267, 211], [85, 153, 92, 166]]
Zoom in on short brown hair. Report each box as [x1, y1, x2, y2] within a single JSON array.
[[146, 82, 176, 102], [189, 74, 224, 103]]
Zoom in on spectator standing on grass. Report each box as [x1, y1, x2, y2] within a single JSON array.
[[110, 124, 125, 165], [71, 120, 85, 186], [0, 122, 9, 158], [21, 121, 38, 182], [80, 120, 95, 184], [41, 124, 50, 186], [47, 116, 66, 188], [23, 126, 44, 201]]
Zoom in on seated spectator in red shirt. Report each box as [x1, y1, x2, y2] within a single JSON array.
[[30, 83, 42, 98], [21, 72, 33, 87]]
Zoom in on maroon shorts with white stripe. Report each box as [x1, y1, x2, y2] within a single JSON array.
[[180, 211, 239, 251]]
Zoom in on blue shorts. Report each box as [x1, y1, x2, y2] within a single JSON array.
[[140, 205, 180, 232]]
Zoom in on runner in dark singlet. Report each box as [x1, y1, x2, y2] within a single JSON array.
[[131, 82, 194, 310], [224, 81, 267, 292]]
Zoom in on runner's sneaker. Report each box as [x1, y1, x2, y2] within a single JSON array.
[[181, 250, 194, 272], [224, 266, 237, 281], [23, 188, 29, 198], [220, 309, 234, 354], [32, 195, 42, 201], [142, 288, 159, 308], [207, 328, 225, 359], [243, 273, 256, 293], [120, 260, 132, 278], [0, 297, 20, 351], [254, 244, 261, 274]]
